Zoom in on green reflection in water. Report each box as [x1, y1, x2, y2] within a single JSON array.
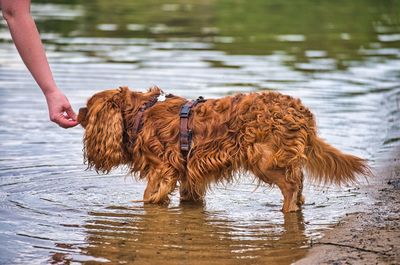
[[2, 0, 396, 70], [30, 1, 399, 51]]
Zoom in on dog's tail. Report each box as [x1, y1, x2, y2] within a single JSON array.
[[304, 133, 370, 185]]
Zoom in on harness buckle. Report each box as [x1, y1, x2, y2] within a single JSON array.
[[196, 96, 206, 103]]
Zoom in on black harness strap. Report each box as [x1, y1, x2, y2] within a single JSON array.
[[126, 93, 176, 150], [179, 96, 206, 158], [132, 95, 160, 135]]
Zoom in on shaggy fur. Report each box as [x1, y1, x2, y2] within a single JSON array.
[[78, 86, 370, 212]]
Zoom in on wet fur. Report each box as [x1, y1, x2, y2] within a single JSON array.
[[78, 86, 370, 212]]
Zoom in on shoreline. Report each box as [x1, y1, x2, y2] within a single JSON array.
[[295, 89, 400, 264]]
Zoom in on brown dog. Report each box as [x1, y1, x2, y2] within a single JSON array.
[[78, 86, 369, 212]]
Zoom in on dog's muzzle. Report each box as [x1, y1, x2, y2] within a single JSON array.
[[78, 107, 88, 128]]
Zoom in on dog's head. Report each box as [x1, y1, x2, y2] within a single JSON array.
[[78, 86, 161, 173]]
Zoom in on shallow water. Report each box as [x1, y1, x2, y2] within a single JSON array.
[[0, 0, 399, 264]]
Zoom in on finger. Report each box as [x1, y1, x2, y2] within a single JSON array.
[[65, 106, 77, 121], [56, 117, 79, 128]]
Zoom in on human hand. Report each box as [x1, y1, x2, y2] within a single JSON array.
[[45, 89, 79, 128]]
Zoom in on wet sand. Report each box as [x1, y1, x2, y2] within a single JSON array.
[[295, 93, 400, 265]]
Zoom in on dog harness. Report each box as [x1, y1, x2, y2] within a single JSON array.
[[128, 93, 206, 159], [179, 96, 206, 157], [131, 95, 160, 135]]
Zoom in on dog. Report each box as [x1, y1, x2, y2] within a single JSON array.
[[78, 86, 370, 212]]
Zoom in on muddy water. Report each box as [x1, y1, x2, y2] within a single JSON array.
[[0, 0, 399, 264]]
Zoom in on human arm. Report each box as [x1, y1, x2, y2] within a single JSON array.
[[1, 0, 78, 128]]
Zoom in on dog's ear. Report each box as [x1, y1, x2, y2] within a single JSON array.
[[83, 93, 125, 173]]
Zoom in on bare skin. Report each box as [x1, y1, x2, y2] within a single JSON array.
[[0, 0, 78, 128]]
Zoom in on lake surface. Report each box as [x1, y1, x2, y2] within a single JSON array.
[[0, 0, 399, 264]]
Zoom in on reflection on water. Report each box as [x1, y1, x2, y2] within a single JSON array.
[[50, 205, 307, 265], [0, 0, 399, 264]]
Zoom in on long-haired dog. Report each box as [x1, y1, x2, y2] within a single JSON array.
[[78, 86, 370, 212]]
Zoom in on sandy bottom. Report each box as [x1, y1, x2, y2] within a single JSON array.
[[295, 146, 400, 265]]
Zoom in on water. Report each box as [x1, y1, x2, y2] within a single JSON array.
[[0, 0, 399, 264]]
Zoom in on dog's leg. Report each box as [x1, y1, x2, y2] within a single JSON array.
[[247, 144, 300, 212], [262, 168, 301, 213], [179, 177, 203, 203], [276, 172, 300, 213], [143, 166, 178, 205], [297, 171, 305, 207], [143, 170, 161, 202]]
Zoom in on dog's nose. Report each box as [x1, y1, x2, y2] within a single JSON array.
[[78, 107, 88, 128]]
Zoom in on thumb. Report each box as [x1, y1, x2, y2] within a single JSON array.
[[65, 106, 77, 121]]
